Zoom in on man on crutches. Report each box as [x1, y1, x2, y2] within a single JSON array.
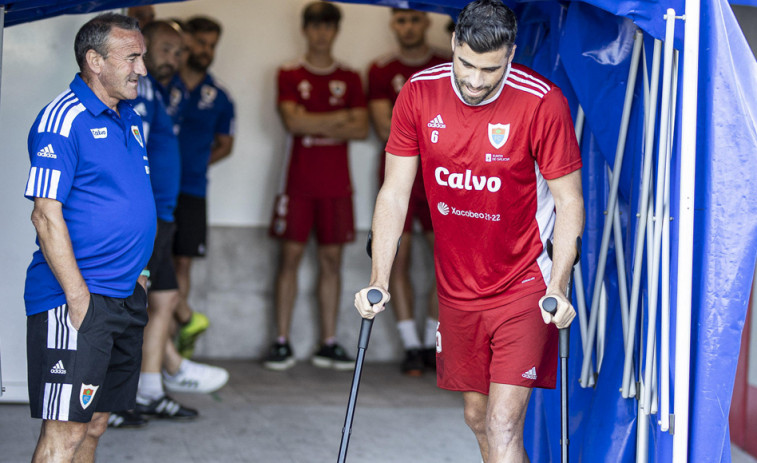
[[354, 1, 584, 461]]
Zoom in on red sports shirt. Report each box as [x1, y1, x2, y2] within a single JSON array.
[[368, 50, 449, 199], [278, 59, 366, 198], [386, 62, 582, 311]]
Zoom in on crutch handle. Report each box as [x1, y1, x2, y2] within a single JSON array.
[[543, 296, 570, 359], [357, 290, 382, 349]]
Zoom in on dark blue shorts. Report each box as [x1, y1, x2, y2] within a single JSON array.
[[26, 284, 148, 422]]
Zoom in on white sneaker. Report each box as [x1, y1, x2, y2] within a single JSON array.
[[163, 359, 229, 394]]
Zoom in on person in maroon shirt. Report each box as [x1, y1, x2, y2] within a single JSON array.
[[356, 1, 584, 461], [367, 8, 449, 376], [265, 2, 368, 371]]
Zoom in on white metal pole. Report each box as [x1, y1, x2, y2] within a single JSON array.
[[673, 0, 700, 458], [642, 11, 677, 414], [660, 49, 679, 433], [622, 39, 663, 398], [597, 282, 607, 369], [573, 107, 590, 355], [580, 30, 644, 388]]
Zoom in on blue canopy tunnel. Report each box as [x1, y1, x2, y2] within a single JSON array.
[[1, 0, 757, 461]]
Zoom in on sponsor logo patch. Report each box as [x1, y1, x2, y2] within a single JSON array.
[[435, 166, 502, 192], [90, 128, 108, 139], [437, 202, 450, 216], [522, 367, 537, 380]]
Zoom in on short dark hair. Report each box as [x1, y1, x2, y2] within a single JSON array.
[[185, 16, 222, 36], [454, 0, 517, 53], [302, 2, 342, 28], [141, 20, 181, 46], [74, 13, 140, 71]]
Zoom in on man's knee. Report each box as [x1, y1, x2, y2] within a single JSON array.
[[464, 402, 487, 436], [486, 407, 524, 443], [317, 246, 342, 275], [86, 413, 110, 440]]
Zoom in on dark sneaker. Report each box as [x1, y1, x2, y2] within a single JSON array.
[[107, 410, 147, 428], [263, 341, 296, 371], [136, 395, 198, 420], [422, 347, 437, 371], [401, 349, 425, 376], [312, 343, 354, 370]]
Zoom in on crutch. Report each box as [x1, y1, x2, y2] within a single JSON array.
[[337, 232, 397, 463], [542, 237, 582, 463], [337, 288, 381, 463]]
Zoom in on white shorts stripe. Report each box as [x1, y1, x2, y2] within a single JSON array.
[[42, 382, 72, 421], [47, 304, 77, 350]]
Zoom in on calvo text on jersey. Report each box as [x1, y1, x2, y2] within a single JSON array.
[[434, 166, 502, 192]]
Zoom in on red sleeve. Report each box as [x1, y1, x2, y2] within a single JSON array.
[[531, 88, 582, 179], [277, 68, 298, 104], [367, 63, 390, 102], [347, 71, 367, 109], [385, 83, 419, 157]]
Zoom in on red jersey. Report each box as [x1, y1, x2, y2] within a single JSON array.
[[386, 62, 582, 311], [278, 59, 366, 198], [368, 50, 449, 199]]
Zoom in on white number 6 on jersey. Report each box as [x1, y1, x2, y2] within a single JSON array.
[[431, 130, 439, 143]]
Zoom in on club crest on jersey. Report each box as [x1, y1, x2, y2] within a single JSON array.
[[79, 384, 99, 410], [297, 80, 312, 100], [131, 125, 144, 148], [199, 84, 218, 109], [329, 80, 346, 98], [488, 123, 510, 149]]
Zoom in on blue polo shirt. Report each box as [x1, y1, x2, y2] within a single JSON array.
[[24, 74, 157, 316], [178, 73, 235, 198], [152, 74, 188, 132], [132, 75, 181, 222]]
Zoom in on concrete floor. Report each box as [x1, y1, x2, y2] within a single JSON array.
[[0, 360, 480, 463], [2, 360, 755, 463]]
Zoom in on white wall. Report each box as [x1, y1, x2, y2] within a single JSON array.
[[0, 1, 452, 401], [155, 0, 453, 227]]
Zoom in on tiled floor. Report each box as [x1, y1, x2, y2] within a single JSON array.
[[1, 360, 754, 462]]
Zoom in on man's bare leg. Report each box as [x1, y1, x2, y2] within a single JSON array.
[[33, 412, 108, 463], [143, 290, 180, 374], [275, 240, 307, 339], [173, 256, 194, 324], [316, 244, 343, 342], [72, 413, 109, 463], [463, 383, 532, 463]]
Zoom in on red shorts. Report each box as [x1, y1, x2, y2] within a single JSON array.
[[269, 194, 355, 245], [403, 193, 433, 233], [435, 291, 557, 394]]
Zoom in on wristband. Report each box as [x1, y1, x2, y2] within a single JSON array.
[[140, 269, 151, 278]]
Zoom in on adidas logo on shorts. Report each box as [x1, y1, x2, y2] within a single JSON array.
[[50, 360, 67, 375], [521, 366, 537, 380]]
